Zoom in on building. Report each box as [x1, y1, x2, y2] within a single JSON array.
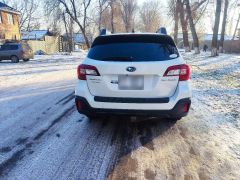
[[0, 2, 21, 41], [21, 30, 61, 54], [74, 33, 89, 50], [62, 33, 89, 52]]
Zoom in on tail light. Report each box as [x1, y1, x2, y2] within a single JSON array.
[[163, 64, 190, 81], [77, 64, 100, 80], [20, 50, 24, 55]]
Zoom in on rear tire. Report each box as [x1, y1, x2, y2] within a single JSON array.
[[23, 59, 30, 62], [87, 113, 102, 120], [11, 56, 19, 63], [169, 117, 182, 121]]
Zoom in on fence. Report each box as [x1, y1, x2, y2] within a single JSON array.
[[24, 36, 60, 54], [178, 40, 240, 53]]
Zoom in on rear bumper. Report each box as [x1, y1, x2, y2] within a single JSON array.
[[75, 96, 191, 118], [75, 80, 192, 110], [22, 54, 34, 59]]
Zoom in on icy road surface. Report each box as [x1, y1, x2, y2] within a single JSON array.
[[0, 52, 239, 179]]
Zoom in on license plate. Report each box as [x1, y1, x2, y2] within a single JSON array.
[[118, 75, 144, 90]]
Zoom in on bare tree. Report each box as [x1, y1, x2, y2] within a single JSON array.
[[232, 13, 240, 40], [173, 0, 180, 44], [109, 0, 116, 33], [97, 0, 109, 32], [100, 1, 124, 33], [219, 0, 229, 53], [169, 0, 208, 51], [139, 0, 161, 32], [4, 0, 40, 31], [185, 0, 200, 54], [45, 0, 92, 48], [119, 0, 137, 32], [211, 0, 222, 56], [179, 0, 190, 52], [62, 11, 74, 52]]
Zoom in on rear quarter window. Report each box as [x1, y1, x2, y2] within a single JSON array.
[[88, 35, 179, 62], [0, 45, 19, 50]]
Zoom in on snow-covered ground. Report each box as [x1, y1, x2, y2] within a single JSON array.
[[0, 51, 239, 179]]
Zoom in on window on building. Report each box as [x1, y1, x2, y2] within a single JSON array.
[[7, 14, 14, 25], [11, 34, 17, 40], [0, 33, 5, 39]]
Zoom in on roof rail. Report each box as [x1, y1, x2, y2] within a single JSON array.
[[156, 27, 167, 35], [100, 29, 107, 36], [100, 28, 111, 36]]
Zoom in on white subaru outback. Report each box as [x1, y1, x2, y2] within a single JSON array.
[[75, 33, 191, 120]]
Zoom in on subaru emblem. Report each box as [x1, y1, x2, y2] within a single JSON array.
[[126, 67, 136, 72]]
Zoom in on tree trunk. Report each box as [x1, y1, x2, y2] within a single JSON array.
[[110, 1, 115, 33], [76, 20, 90, 48], [219, 0, 229, 53], [69, 18, 74, 52], [63, 13, 70, 52], [232, 13, 240, 40], [185, 0, 200, 54], [173, 0, 180, 44], [179, 1, 190, 52], [98, 9, 103, 32], [211, 0, 222, 57]]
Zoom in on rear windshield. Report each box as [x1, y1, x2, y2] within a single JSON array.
[[88, 35, 179, 62]]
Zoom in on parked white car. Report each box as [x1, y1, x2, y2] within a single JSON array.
[[75, 32, 191, 120]]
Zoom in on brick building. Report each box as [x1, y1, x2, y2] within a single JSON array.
[[0, 2, 21, 41]]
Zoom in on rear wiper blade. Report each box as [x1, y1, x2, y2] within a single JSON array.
[[102, 56, 133, 61]]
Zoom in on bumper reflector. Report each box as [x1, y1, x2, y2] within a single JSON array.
[[76, 100, 82, 111], [183, 103, 189, 113]]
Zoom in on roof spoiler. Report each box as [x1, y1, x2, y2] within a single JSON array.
[[156, 27, 167, 35]]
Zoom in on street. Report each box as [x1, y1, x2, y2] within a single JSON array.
[[0, 52, 239, 180]]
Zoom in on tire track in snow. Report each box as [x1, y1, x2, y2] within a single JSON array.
[[0, 105, 75, 176], [55, 92, 75, 105], [34, 105, 75, 140]]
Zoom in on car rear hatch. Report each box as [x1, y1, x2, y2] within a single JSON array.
[[81, 34, 185, 98], [21, 43, 33, 57]]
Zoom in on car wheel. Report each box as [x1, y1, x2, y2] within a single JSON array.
[[11, 56, 19, 63], [169, 117, 182, 121], [23, 59, 30, 62], [87, 113, 102, 120]]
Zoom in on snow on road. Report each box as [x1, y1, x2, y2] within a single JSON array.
[[0, 51, 239, 179]]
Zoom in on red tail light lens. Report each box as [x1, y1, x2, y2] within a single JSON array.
[[76, 100, 82, 111], [77, 64, 100, 80], [163, 64, 190, 81], [183, 103, 189, 112], [20, 50, 24, 55]]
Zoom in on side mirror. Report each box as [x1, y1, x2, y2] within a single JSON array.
[[169, 54, 178, 59]]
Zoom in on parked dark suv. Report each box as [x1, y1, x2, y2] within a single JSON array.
[[0, 43, 34, 63]]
